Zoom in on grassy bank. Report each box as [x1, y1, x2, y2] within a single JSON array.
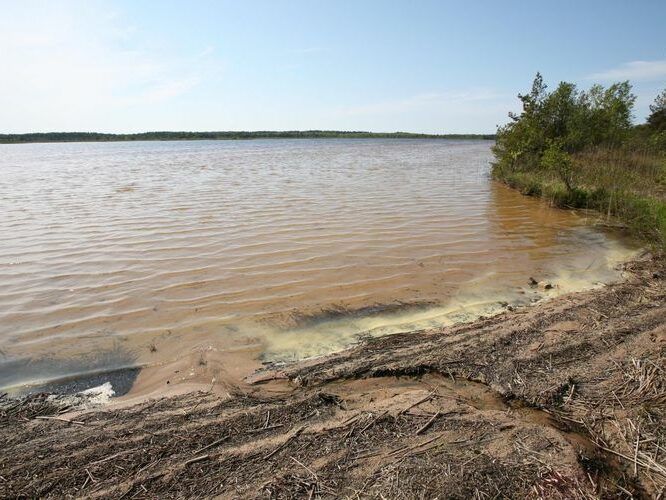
[[492, 74, 666, 249], [494, 147, 666, 248]]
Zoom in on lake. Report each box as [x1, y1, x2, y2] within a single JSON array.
[[0, 139, 636, 395]]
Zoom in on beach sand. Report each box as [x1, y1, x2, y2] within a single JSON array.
[[1, 254, 664, 498]]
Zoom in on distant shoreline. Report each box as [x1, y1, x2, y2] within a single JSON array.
[[0, 131, 495, 144]]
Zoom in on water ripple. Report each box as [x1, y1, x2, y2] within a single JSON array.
[[0, 139, 637, 391]]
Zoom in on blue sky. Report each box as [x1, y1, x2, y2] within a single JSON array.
[[1, 0, 665, 133]]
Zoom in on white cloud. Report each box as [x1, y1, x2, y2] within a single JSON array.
[[196, 45, 215, 59], [140, 78, 201, 104], [325, 90, 515, 133], [0, 1, 213, 132], [335, 90, 503, 117], [0, 2, 510, 134], [587, 60, 666, 82]]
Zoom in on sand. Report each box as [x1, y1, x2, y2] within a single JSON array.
[[1, 255, 664, 498]]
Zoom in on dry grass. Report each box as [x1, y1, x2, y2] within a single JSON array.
[[586, 356, 666, 495], [498, 147, 666, 248], [574, 148, 666, 200]]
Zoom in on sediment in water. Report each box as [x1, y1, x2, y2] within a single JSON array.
[[1, 255, 664, 498]]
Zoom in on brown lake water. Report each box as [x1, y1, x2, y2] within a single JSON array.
[[0, 139, 637, 395]]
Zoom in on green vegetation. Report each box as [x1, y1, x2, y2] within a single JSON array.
[[0, 130, 495, 144], [492, 74, 666, 248]]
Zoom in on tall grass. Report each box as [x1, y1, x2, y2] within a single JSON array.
[[495, 147, 666, 249]]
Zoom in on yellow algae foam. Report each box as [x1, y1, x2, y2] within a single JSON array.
[[258, 239, 639, 363]]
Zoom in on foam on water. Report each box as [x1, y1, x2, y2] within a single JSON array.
[[259, 237, 639, 361]]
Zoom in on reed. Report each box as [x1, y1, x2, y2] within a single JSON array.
[[496, 147, 666, 249]]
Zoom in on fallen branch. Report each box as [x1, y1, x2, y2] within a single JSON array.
[[416, 411, 441, 435], [390, 435, 441, 457], [90, 450, 136, 466], [184, 455, 210, 466], [264, 426, 307, 460], [247, 424, 284, 434], [361, 410, 388, 432], [34, 415, 85, 425], [192, 435, 230, 455], [400, 392, 435, 415]]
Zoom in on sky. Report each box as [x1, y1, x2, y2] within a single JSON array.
[[1, 0, 665, 134]]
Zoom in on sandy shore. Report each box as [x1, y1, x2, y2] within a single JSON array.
[[1, 255, 664, 498]]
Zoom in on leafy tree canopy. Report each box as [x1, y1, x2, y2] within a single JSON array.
[[493, 73, 640, 186]]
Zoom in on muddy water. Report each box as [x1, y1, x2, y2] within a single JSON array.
[[0, 139, 637, 395]]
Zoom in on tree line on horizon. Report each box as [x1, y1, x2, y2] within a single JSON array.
[[0, 130, 496, 144]]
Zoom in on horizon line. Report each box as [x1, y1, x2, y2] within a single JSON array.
[[0, 130, 497, 145]]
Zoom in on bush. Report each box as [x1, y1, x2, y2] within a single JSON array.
[[492, 75, 666, 249]]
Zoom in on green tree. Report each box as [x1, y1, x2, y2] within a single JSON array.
[[647, 88, 666, 132], [541, 140, 575, 191], [584, 81, 635, 145], [492, 74, 636, 181]]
